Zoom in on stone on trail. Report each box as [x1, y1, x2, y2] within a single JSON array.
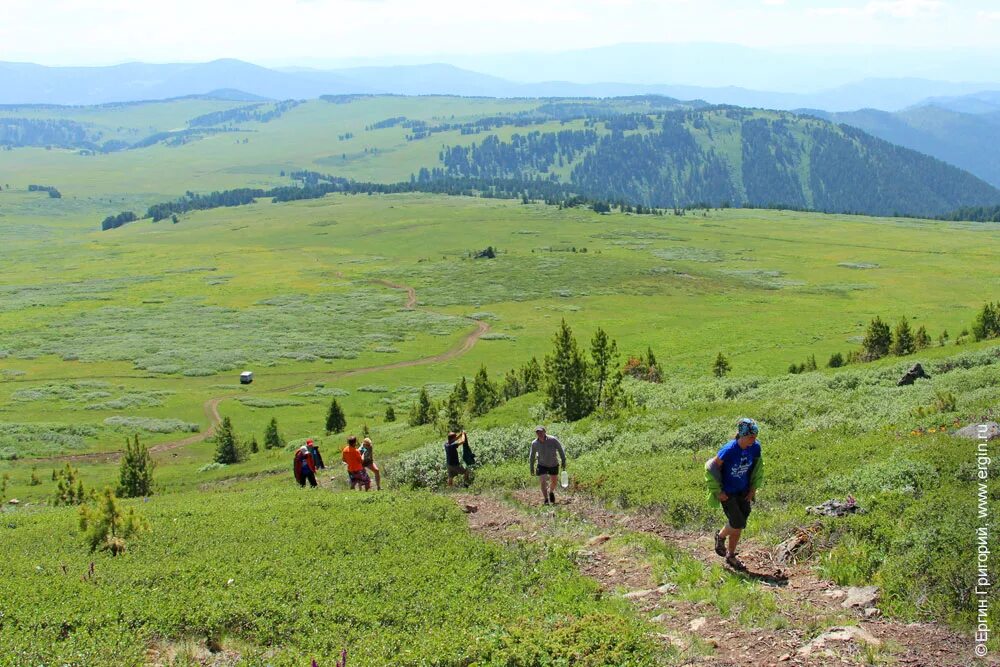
[[797, 626, 881, 656], [806, 496, 864, 518], [7, 498, 19, 505], [689, 616, 707, 632], [897, 362, 929, 386], [460, 504, 478, 514], [624, 588, 656, 599], [954, 421, 1000, 441], [841, 585, 879, 609]]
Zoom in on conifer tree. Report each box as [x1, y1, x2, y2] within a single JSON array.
[[862, 316, 892, 360], [249, 436, 259, 454], [892, 317, 915, 356], [117, 434, 153, 498], [712, 352, 731, 378], [455, 376, 469, 403], [54, 464, 86, 506], [384, 405, 396, 422], [828, 352, 845, 368], [520, 357, 542, 393], [409, 387, 434, 426], [79, 487, 149, 555], [543, 320, 593, 420], [325, 398, 347, 435], [915, 325, 931, 350], [214, 417, 245, 464], [470, 365, 501, 416], [264, 417, 284, 450]]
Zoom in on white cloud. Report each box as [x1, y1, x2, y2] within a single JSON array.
[[811, 0, 946, 18]]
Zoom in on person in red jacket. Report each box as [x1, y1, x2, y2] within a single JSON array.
[[293, 445, 318, 488]]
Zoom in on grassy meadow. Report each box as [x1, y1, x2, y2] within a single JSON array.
[[1, 95, 998, 664]]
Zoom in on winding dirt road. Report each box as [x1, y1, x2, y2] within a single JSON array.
[[30, 281, 489, 464]]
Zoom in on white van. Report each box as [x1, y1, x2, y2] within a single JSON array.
[[239, 371, 254, 384]]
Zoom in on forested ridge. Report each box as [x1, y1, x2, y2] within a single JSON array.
[[435, 108, 1000, 217]]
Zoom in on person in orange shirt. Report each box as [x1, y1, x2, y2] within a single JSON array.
[[342, 435, 371, 491]]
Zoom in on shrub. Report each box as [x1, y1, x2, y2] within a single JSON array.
[[264, 417, 284, 450], [325, 399, 347, 434], [53, 464, 86, 506]]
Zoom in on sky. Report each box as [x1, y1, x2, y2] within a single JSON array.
[[2, 0, 999, 67]]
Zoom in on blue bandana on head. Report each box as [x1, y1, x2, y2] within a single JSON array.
[[737, 418, 759, 438]]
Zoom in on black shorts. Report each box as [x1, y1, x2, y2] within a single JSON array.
[[536, 464, 559, 476], [721, 492, 752, 530]]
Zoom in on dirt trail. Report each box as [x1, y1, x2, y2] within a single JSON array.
[[28, 281, 488, 464], [453, 490, 980, 667]]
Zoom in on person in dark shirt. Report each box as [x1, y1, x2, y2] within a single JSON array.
[[705, 418, 764, 570], [444, 431, 471, 487]]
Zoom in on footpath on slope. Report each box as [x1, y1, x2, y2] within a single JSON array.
[[30, 281, 489, 464], [452, 489, 982, 667]]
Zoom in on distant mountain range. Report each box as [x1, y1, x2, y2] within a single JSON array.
[[3, 58, 1000, 114]]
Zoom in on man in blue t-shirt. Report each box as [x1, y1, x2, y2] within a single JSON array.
[[706, 417, 763, 570]]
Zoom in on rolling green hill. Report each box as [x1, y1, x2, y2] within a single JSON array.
[[3, 96, 998, 220]]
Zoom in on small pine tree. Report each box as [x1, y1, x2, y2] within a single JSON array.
[[409, 388, 434, 426], [214, 417, 245, 464], [445, 393, 464, 432], [891, 317, 915, 356], [264, 417, 284, 450], [543, 320, 593, 421], [249, 436, 259, 454], [54, 464, 85, 506], [972, 302, 1000, 341], [384, 405, 396, 422], [938, 329, 949, 347], [29, 468, 41, 486], [455, 376, 469, 403], [117, 434, 153, 498], [712, 352, 731, 378], [788, 363, 801, 374], [645, 347, 658, 370], [805, 354, 818, 371], [501, 368, 522, 400], [0, 473, 9, 501], [915, 325, 931, 350], [862, 316, 892, 360], [362, 423, 370, 438], [78, 487, 149, 555], [51, 469, 58, 482], [325, 399, 347, 435], [470, 365, 501, 416], [828, 352, 845, 368], [520, 357, 542, 393]]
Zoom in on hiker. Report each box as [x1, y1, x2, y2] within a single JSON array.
[[306, 438, 325, 470], [342, 435, 371, 491], [360, 437, 381, 491], [293, 445, 318, 488], [444, 431, 471, 487], [705, 417, 764, 570], [529, 426, 566, 505]]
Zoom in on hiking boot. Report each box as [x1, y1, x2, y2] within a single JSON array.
[[543, 498, 550, 506], [714, 532, 726, 557], [725, 553, 747, 571], [549, 491, 556, 504]]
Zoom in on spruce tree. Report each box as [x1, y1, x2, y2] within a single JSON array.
[[972, 302, 1000, 341], [805, 354, 817, 371], [249, 436, 259, 454], [78, 487, 149, 555], [214, 417, 245, 464], [590, 327, 624, 411], [520, 357, 542, 393], [117, 434, 153, 498], [891, 317, 915, 356], [470, 365, 501, 416], [409, 387, 434, 426], [384, 405, 396, 422], [828, 352, 844, 368], [712, 352, 731, 378], [915, 325, 931, 349], [325, 399, 347, 435], [862, 317, 892, 360], [264, 417, 284, 450], [501, 369, 522, 400], [455, 376, 469, 403], [53, 464, 85, 506], [445, 393, 464, 432], [543, 320, 593, 420]]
